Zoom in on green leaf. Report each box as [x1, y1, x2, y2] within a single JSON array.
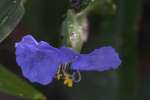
[[0, 64, 45, 100], [0, 0, 25, 43]]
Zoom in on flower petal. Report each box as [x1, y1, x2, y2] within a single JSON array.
[[15, 35, 38, 47], [15, 35, 61, 85], [71, 46, 121, 71], [59, 47, 80, 63]]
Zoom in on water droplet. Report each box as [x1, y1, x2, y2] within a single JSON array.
[[70, 32, 79, 41], [71, 32, 78, 37]]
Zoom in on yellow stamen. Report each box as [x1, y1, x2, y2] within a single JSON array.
[[56, 64, 82, 87], [56, 74, 62, 80], [64, 75, 73, 87]]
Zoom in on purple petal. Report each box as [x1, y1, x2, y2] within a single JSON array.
[[71, 46, 121, 71], [15, 35, 38, 47], [59, 47, 80, 63], [15, 35, 61, 85]]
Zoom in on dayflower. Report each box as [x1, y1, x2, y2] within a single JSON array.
[[15, 35, 121, 87]]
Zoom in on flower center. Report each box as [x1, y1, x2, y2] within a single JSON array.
[[56, 63, 81, 87]]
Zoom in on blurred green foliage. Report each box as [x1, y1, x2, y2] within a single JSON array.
[[0, 0, 24, 43], [0, 64, 45, 99], [115, 0, 142, 100]]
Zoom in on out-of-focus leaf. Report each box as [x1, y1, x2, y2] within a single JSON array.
[[114, 0, 142, 100], [0, 64, 45, 100], [23, 0, 68, 46], [0, 0, 25, 43], [83, 0, 116, 15]]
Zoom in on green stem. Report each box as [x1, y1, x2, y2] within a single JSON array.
[[61, 9, 88, 51]]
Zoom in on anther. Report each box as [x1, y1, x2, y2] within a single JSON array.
[[56, 63, 82, 87]]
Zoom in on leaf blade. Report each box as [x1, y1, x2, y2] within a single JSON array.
[[0, 64, 45, 100], [0, 0, 25, 43]]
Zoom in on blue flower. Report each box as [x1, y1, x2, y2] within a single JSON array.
[[15, 35, 121, 87]]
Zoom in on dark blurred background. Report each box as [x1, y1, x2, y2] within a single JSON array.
[[0, 0, 150, 100]]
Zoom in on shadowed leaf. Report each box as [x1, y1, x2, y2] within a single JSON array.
[[0, 0, 25, 43], [0, 64, 45, 100]]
